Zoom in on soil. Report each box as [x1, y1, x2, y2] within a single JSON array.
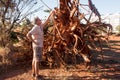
[[0, 35, 120, 80]]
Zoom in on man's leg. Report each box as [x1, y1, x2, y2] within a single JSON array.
[[32, 59, 35, 76], [35, 60, 39, 77], [34, 47, 42, 79]]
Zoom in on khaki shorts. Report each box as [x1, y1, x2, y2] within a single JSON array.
[[33, 47, 42, 61]]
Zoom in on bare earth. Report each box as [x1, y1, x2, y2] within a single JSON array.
[[0, 35, 120, 80]]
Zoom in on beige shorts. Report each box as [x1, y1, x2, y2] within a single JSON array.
[[33, 47, 42, 61]]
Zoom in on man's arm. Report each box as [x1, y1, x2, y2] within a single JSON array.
[[42, 11, 53, 27], [26, 33, 37, 44]]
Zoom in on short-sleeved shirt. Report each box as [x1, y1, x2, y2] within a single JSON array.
[[28, 25, 44, 47]]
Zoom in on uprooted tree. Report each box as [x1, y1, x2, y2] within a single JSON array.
[[0, 0, 112, 68], [42, 0, 112, 68]]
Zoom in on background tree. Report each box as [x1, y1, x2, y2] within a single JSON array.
[[0, 0, 43, 47]]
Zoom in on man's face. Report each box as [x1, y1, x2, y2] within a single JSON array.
[[36, 18, 42, 25]]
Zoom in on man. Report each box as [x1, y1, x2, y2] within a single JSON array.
[[26, 12, 53, 79]]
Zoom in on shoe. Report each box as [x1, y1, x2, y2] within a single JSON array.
[[35, 75, 43, 80], [32, 73, 35, 77], [35, 75, 39, 80]]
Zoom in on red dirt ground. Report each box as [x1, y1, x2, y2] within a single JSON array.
[[0, 35, 120, 80]]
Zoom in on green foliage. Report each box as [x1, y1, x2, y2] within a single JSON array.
[[10, 31, 19, 43]]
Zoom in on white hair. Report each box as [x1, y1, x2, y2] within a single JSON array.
[[34, 17, 40, 24]]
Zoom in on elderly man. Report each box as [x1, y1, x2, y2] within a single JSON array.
[[26, 12, 53, 79]]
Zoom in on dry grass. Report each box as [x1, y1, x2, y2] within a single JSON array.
[[0, 35, 120, 79], [0, 47, 6, 74], [0, 47, 6, 64], [0, 45, 32, 75], [0, 47, 5, 55]]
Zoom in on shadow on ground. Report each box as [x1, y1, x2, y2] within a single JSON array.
[[0, 36, 120, 80]]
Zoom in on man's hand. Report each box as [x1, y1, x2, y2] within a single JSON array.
[[26, 33, 35, 43], [33, 41, 39, 45]]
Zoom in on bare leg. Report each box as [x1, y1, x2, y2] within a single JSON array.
[[35, 60, 39, 76], [32, 59, 35, 75]]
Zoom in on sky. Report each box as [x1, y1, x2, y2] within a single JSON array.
[[90, 0, 120, 15], [31, 0, 120, 20]]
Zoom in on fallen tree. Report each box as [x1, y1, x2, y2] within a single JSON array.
[[10, 0, 112, 68], [42, 0, 112, 68]]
